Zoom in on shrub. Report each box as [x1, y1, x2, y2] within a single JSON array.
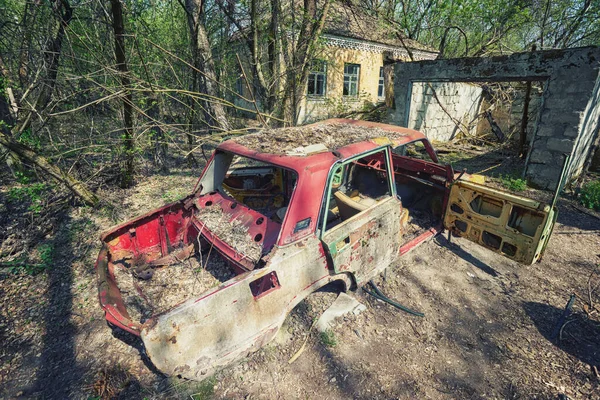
[[499, 175, 527, 192], [580, 180, 600, 210], [320, 329, 337, 347]]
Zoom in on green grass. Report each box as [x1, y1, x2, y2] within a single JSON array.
[[6, 243, 54, 275], [161, 189, 186, 203], [189, 376, 217, 400], [7, 182, 51, 213], [499, 174, 527, 192], [320, 329, 337, 347], [580, 180, 600, 210]]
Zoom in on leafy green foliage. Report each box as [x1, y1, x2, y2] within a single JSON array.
[[17, 129, 42, 151], [7, 182, 50, 213], [320, 329, 337, 347], [0, 76, 5, 97], [6, 243, 54, 275], [499, 175, 527, 192], [580, 181, 600, 210], [13, 170, 33, 185], [390, 0, 600, 57]]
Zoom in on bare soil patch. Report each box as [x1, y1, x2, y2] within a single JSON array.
[[1, 167, 600, 399]]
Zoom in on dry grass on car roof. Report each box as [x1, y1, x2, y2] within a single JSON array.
[[233, 122, 406, 155]]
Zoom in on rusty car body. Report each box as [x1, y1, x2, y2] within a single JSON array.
[[95, 119, 557, 380]]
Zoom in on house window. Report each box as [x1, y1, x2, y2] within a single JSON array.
[[307, 60, 327, 96], [343, 63, 360, 97], [378, 67, 385, 100]]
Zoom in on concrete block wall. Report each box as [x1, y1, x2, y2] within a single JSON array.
[[527, 67, 600, 189], [391, 47, 600, 190], [510, 87, 543, 142], [408, 82, 482, 142]]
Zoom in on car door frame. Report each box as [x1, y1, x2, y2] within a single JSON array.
[[318, 146, 405, 283], [443, 179, 556, 264]]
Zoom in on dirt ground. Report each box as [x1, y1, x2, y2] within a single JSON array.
[[2, 157, 600, 399]]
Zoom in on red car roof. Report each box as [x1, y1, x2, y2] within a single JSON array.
[[217, 119, 428, 175], [216, 119, 429, 246]]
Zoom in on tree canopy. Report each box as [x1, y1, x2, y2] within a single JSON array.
[[0, 0, 598, 200]]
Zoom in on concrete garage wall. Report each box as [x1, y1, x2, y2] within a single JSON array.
[[408, 82, 482, 141], [561, 72, 600, 179], [391, 47, 600, 190]]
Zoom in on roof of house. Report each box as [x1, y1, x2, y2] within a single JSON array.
[[229, 1, 437, 55], [323, 3, 437, 53]]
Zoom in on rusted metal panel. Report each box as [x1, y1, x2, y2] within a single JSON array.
[[140, 235, 347, 380], [321, 197, 404, 283], [444, 180, 555, 264]]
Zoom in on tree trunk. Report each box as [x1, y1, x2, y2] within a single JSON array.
[[184, 0, 231, 132], [186, 67, 198, 167], [36, 0, 73, 111], [0, 130, 99, 206], [267, 0, 281, 114], [147, 93, 168, 172], [13, 0, 73, 137], [384, 63, 395, 109], [110, 0, 135, 188], [0, 55, 23, 175], [281, 0, 331, 125]]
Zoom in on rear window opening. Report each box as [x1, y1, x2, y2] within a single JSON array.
[[193, 151, 299, 269], [219, 154, 297, 221]]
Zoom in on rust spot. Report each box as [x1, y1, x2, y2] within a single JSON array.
[[142, 317, 158, 331], [174, 364, 190, 373], [169, 335, 177, 344]]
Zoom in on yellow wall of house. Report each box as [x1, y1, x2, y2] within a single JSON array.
[[231, 44, 409, 124], [299, 46, 398, 124]]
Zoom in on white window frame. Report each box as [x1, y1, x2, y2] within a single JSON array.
[[307, 60, 327, 97], [343, 63, 360, 97], [378, 67, 385, 101]]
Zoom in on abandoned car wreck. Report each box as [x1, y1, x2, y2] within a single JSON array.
[[96, 119, 558, 380]]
